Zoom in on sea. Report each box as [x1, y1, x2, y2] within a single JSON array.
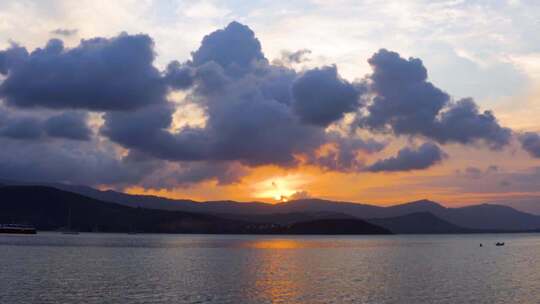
[[0, 232, 538, 304]]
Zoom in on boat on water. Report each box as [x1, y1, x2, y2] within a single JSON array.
[[0, 224, 37, 234], [495, 242, 505, 246]]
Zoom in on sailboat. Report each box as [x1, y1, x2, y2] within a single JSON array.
[[62, 205, 79, 235]]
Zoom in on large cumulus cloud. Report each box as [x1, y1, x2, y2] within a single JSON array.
[[191, 21, 266, 74], [0, 21, 525, 189], [0, 35, 165, 111], [292, 65, 361, 126], [101, 21, 377, 170], [361, 49, 511, 149]]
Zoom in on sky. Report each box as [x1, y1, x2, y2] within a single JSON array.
[[1, 0, 540, 213]]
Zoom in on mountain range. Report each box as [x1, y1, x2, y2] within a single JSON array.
[[49, 182, 540, 231], [1, 179, 540, 234]]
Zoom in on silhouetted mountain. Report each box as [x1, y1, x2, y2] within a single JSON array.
[[0, 185, 255, 233], [48, 183, 276, 214], [368, 212, 471, 234], [280, 199, 540, 231], [438, 204, 540, 231], [0, 185, 391, 235], [216, 211, 356, 225], [2, 179, 540, 231], [274, 218, 391, 235]]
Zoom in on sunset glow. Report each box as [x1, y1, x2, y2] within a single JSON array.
[[253, 175, 309, 202], [0, 1, 539, 215]]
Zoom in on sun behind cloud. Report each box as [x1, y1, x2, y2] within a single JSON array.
[[253, 174, 310, 203]]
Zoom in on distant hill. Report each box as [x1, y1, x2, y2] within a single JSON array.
[[275, 218, 391, 235], [368, 212, 472, 234], [215, 211, 357, 225], [0, 185, 251, 233], [0, 185, 391, 235], [277, 199, 540, 231], [45, 183, 276, 214], [2, 179, 540, 232]]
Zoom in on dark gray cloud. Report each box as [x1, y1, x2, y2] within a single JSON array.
[[307, 133, 386, 171], [102, 87, 326, 167], [292, 65, 361, 126], [101, 22, 380, 170], [367, 142, 446, 172], [361, 49, 511, 149], [0, 44, 28, 75], [0, 21, 527, 188], [519, 132, 540, 158], [0, 116, 43, 139], [137, 161, 248, 189], [431, 98, 511, 148], [164, 60, 194, 90], [0, 34, 165, 111], [0, 138, 154, 186], [0, 108, 91, 141], [0, 134, 246, 188], [44, 112, 91, 140], [362, 49, 448, 134], [51, 28, 78, 37], [191, 21, 266, 75], [101, 23, 328, 168]]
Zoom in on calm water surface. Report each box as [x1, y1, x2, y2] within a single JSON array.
[[0, 233, 538, 304]]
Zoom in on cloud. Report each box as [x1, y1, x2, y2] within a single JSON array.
[[292, 65, 361, 126], [519, 132, 540, 158], [0, 133, 245, 188], [164, 60, 194, 90], [361, 49, 511, 149], [51, 28, 78, 37], [307, 133, 386, 171], [191, 21, 266, 75], [458, 165, 500, 179], [0, 116, 43, 139], [464, 166, 483, 179], [0, 34, 165, 111], [367, 142, 446, 172], [0, 138, 154, 186], [0, 44, 28, 75], [0, 21, 527, 189], [289, 190, 311, 200], [100, 23, 381, 170], [128, 157, 248, 189], [0, 108, 91, 141], [44, 112, 91, 140], [432, 98, 512, 149], [101, 22, 328, 168], [273, 49, 311, 66]]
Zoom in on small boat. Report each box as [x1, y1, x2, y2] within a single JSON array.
[[495, 242, 505, 246], [0, 224, 37, 234]]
